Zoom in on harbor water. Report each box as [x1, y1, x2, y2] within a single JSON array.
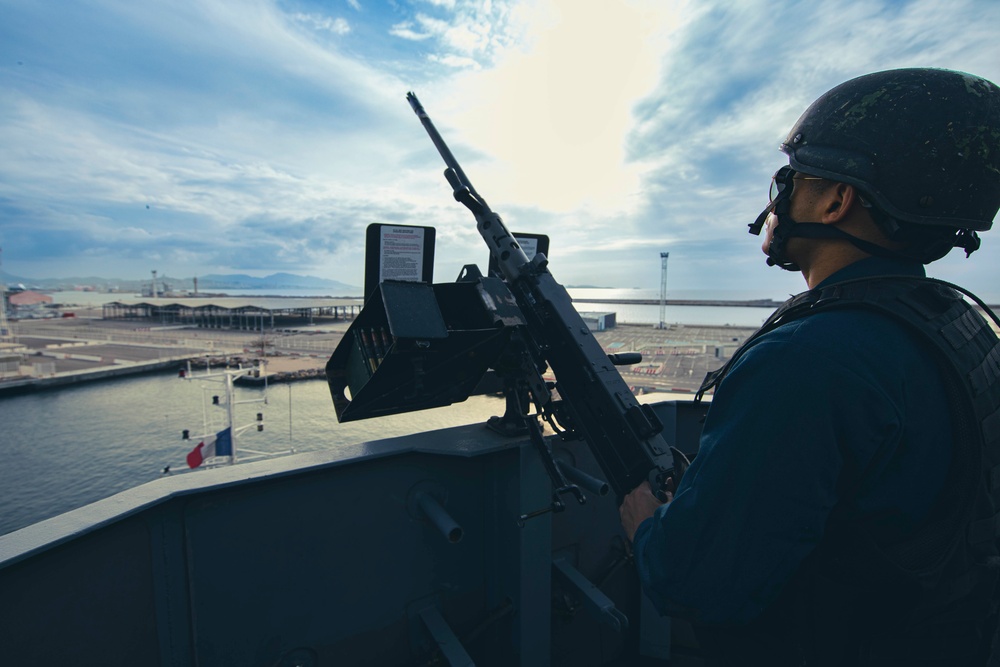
[[0, 374, 510, 536]]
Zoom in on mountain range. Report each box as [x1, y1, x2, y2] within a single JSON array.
[[0, 271, 361, 295]]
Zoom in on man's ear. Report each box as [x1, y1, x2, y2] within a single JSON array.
[[821, 183, 857, 224]]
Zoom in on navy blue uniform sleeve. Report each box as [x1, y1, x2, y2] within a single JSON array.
[[633, 316, 908, 625]]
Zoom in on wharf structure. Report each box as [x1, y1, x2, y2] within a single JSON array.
[[102, 296, 361, 330], [574, 297, 784, 308]]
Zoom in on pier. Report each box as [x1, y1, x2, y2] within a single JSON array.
[[0, 316, 352, 395]]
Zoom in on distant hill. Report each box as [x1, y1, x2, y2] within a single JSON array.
[[196, 273, 359, 293], [0, 271, 361, 295]]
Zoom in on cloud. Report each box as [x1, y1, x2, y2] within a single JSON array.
[[388, 0, 529, 68], [428, 53, 481, 69], [551, 0, 1000, 297], [390, 22, 432, 41], [415, 0, 683, 221], [293, 13, 351, 35], [1, 0, 999, 302], [419, 0, 459, 9]]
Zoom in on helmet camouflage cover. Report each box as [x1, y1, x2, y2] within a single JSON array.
[[781, 68, 1000, 231]]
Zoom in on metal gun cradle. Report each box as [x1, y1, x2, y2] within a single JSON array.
[[326, 277, 522, 422]]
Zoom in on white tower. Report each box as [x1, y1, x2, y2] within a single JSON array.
[[152, 270, 158, 299], [658, 252, 669, 330], [0, 247, 11, 343]]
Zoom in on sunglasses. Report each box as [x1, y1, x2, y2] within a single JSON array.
[[769, 166, 825, 202], [749, 167, 825, 236]]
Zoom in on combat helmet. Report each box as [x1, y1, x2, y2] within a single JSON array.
[[782, 68, 1000, 233]]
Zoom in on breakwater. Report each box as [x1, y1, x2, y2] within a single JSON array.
[[0, 359, 186, 396], [573, 297, 783, 308]]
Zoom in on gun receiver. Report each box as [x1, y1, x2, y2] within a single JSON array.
[[406, 92, 678, 499]]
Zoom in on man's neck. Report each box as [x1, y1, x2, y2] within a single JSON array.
[[799, 243, 872, 289]]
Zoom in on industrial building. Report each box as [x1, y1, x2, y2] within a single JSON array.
[[101, 297, 362, 330], [5, 289, 55, 319], [578, 311, 617, 331]]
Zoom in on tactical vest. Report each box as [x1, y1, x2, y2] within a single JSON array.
[[695, 276, 1000, 666]]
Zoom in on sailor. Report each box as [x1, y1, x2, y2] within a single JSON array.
[[620, 68, 1000, 666]]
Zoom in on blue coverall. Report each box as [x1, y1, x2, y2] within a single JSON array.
[[633, 256, 952, 625]]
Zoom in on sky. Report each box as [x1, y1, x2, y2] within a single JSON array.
[[2, 0, 999, 301]]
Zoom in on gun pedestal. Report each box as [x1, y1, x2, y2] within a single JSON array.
[[485, 330, 543, 437], [486, 383, 530, 437]]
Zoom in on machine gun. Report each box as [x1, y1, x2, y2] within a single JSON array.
[[404, 92, 685, 502]]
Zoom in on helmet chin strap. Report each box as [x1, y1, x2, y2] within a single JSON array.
[[749, 196, 920, 272], [748, 166, 983, 270], [748, 195, 803, 271]]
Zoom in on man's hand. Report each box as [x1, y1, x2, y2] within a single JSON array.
[[619, 480, 671, 542]]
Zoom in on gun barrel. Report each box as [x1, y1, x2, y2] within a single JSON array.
[[406, 92, 482, 207], [407, 91, 532, 283]]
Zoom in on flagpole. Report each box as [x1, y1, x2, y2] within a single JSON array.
[[170, 359, 290, 472]]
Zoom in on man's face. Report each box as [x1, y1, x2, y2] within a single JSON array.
[[760, 169, 825, 257]]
